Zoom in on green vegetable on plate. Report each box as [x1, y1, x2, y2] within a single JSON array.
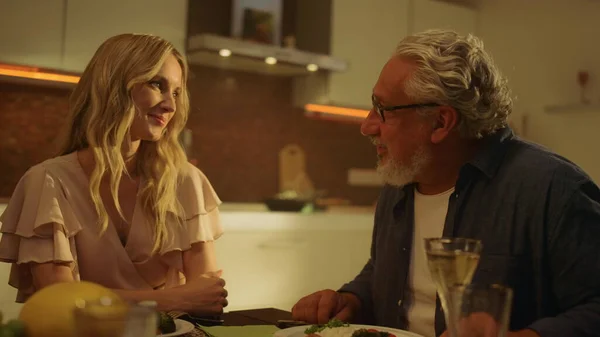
[[157, 312, 177, 334], [304, 318, 349, 334]]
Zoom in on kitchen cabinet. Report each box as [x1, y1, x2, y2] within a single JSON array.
[[327, 0, 411, 108], [295, 0, 477, 110], [0, 204, 20, 320], [0, 0, 65, 69], [0, 262, 19, 321], [62, 0, 187, 72], [411, 0, 478, 36], [0, 0, 187, 73], [215, 210, 373, 311]]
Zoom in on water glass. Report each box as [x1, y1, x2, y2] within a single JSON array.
[[447, 284, 513, 337], [73, 297, 157, 337]]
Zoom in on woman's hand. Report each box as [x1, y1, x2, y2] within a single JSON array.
[[175, 271, 228, 316]]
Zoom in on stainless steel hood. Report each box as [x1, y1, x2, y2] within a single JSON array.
[[186, 33, 347, 77]]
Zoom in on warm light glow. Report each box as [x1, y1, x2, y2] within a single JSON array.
[[265, 57, 277, 65], [0, 64, 79, 84], [219, 49, 232, 57], [304, 104, 369, 119], [306, 64, 319, 72]]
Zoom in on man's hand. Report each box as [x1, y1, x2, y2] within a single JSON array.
[[291, 290, 361, 324]]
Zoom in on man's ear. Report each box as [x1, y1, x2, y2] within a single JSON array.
[[431, 106, 459, 144]]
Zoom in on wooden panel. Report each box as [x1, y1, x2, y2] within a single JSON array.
[[281, 0, 298, 48], [187, 0, 332, 53], [187, 0, 233, 37], [294, 0, 332, 54]]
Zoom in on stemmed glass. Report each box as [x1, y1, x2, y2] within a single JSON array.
[[424, 238, 483, 337]]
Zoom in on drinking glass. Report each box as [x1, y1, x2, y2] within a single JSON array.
[[73, 297, 157, 337], [447, 284, 513, 337], [424, 238, 483, 337]]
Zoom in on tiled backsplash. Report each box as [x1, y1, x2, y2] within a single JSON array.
[[0, 67, 380, 205]]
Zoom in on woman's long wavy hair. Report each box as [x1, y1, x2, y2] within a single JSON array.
[[58, 33, 190, 253]]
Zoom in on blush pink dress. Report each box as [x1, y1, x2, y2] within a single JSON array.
[[0, 152, 223, 302]]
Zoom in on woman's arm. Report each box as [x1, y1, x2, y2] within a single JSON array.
[[30, 263, 184, 311], [182, 241, 219, 281], [30, 262, 74, 289], [30, 262, 226, 315], [113, 288, 190, 312]]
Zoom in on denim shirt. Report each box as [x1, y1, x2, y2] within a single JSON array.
[[339, 128, 600, 337]]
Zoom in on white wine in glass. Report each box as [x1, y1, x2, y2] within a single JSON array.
[[424, 238, 483, 337], [427, 249, 481, 292]]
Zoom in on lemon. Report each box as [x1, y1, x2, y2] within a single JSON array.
[[19, 281, 121, 337]]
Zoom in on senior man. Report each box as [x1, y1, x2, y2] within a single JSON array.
[[292, 29, 600, 337]]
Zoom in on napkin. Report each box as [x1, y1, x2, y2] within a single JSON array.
[[199, 325, 280, 337]]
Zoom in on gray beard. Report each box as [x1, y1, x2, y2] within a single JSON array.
[[376, 146, 431, 187]]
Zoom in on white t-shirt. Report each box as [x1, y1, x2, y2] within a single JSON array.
[[407, 187, 454, 337]]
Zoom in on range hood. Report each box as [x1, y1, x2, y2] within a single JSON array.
[[186, 34, 347, 77]]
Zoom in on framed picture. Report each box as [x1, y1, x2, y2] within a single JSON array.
[[232, 0, 282, 45]]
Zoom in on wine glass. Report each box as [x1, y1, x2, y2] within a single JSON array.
[[577, 71, 590, 104], [424, 238, 483, 337]]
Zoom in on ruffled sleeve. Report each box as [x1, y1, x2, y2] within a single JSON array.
[[0, 165, 82, 302], [158, 164, 223, 285], [179, 165, 223, 242]]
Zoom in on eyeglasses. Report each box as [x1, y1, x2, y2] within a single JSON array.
[[371, 94, 440, 123]]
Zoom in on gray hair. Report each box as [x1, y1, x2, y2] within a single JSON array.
[[394, 29, 512, 138]]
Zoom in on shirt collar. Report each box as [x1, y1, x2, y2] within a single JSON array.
[[466, 127, 515, 179], [390, 127, 515, 204]]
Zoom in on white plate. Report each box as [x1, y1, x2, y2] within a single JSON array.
[[273, 324, 424, 337], [157, 319, 195, 337]]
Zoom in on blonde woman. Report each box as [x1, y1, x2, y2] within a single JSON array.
[[0, 34, 227, 316]]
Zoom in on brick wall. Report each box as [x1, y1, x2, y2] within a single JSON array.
[[0, 82, 70, 197], [0, 67, 381, 205]]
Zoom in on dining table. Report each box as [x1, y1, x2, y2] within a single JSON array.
[[183, 308, 294, 337]]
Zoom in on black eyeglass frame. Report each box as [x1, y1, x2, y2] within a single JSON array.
[[371, 94, 440, 122]]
